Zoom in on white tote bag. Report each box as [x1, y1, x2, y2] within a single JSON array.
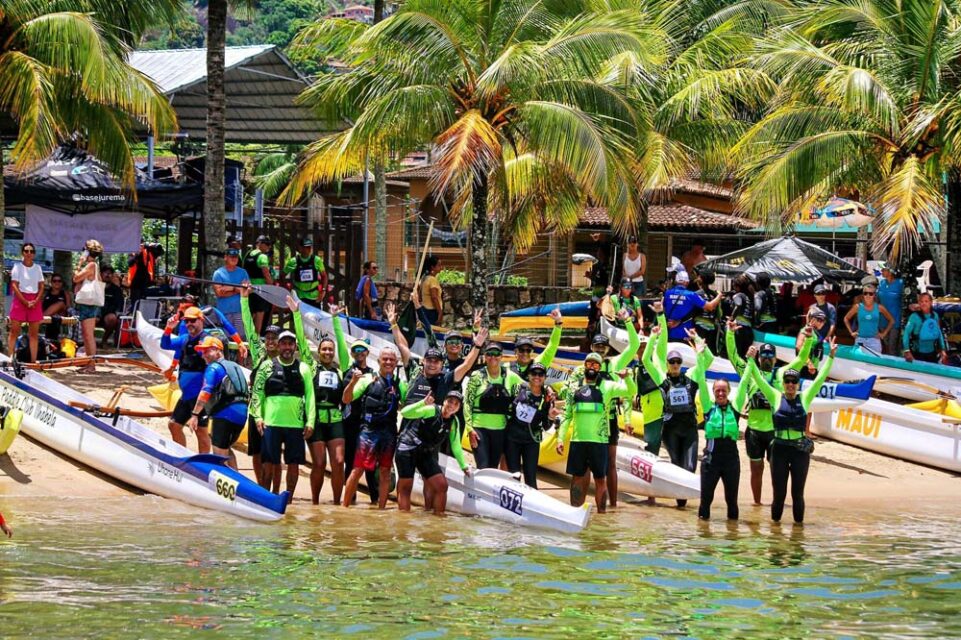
[[75, 262, 105, 307]]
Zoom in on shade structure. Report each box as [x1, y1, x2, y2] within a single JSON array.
[[4, 144, 202, 218], [695, 236, 869, 283]]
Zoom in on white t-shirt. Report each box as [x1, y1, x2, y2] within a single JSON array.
[[11, 262, 44, 294], [623, 252, 645, 282]]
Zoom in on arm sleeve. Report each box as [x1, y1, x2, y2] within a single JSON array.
[[200, 365, 220, 395], [332, 312, 350, 372], [283, 257, 295, 275], [642, 332, 666, 386], [656, 311, 668, 364], [535, 324, 563, 368], [250, 364, 269, 420], [160, 332, 186, 354], [240, 296, 261, 362], [902, 314, 915, 351], [293, 309, 313, 367], [345, 376, 372, 404], [802, 356, 835, 411], [400, 399, 435, 420], [450, 416, 469, 470], [786, 335, 815, 374], [726, 329, 746, 375], [559, 388, 575, 443], [694, 360, 712, 413], [301, 362, 315, 430], [747, 359, 778, 407], [211, 308, 239, 339], [937, 314, 948, 351], [612, 319, 641, 371], [463, 373, 479, 434]]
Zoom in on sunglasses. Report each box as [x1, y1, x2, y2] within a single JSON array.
[[668, 358, 682, 365], [445, 339, 463, 345], [22, 249, 35, 254], [530, 371, 547, 377], [863, 292, 876, 296], [185, 317, 203, 323], [51, 279, 62, 283], [351, 347, 369, 354], [783, 378, 800, 384], [516, 347, 533, 354], [485, 351, 503, 357]]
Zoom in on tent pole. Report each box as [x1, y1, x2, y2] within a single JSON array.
[[147, 135, 154, 179]]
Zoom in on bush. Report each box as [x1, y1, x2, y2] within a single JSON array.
[[437, 269, 466, 284]]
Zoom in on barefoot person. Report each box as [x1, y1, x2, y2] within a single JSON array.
[[556, 352, 636, 513], [0, 511, 11, 538], [464, 343, 524, 469], [8, 243, 45, 362], [240, 284, 281, 484], [72, 240, 104, 371], [396, 390, 470, 514], [505, 361, 560, 488], [342, 346, 408, 509], [161, 306, 212, 453], [187, 336, 249, 470], [251, 329, 315, 500], [745, 339, 837, 524]]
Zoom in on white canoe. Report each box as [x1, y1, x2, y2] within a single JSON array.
[[811, 397, 961, 473], [0, 360, 288, 521], [540, 429, 700, 500], [411, 452, 592, 533]]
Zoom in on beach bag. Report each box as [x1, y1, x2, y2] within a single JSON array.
[[75, 263, 105, 306]]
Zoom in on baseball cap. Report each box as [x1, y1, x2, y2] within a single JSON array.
[[675, 271, 690, 285], [350, 339, 370, 353], [300, 237, 313, 247], [225, 247, 241, 257], [814, 284, 828, 294], [620, 278, 632, 288], [194, 336, 224, 352], [586, 353, 604, 364], [264, 324, 282, 336], [809, 307, 827, 320], [484, 344, 503, 356], [759, 343, 776, 357], [782, 368, 801, 382], [424, 347, 444, 360], [182, 307, 204, 320], [667, 349, 682, 361], [528, 362, 548, 376], [278, 330, 297, 341], [444, 334, 464, 344], [515, 336, 535, 349], [256, 235, 272, 245], [877, 261, 890, 271], [445, 389, 464, 402], [592, 334, 610, 346]]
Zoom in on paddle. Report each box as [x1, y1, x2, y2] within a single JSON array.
[[179, 275, 294, 308], [400, 220, 435, 347], [875, 376, 957, 400], [69, 401, 173, 419]]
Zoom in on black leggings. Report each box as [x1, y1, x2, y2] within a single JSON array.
[[698, 439, 740, 520], [474, 427, 506, 469], [770, 441, 811, 523], [663, 421, 698, 473], [505, 439, 540, 488]]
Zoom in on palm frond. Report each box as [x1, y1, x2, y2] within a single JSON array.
[[0, 51, 60, 168], [868, 156, 944, 261], [430, 110, 503, 199]]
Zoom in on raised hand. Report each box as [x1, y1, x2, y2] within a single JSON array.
[[650, 325, 661, 337], [286, 295, 299, 313], [651, 300, 663, 314], [746, 344, 759, 359], [549, 307, 563, 324], [473, 309, 483, 328], [802, 323, 813, 336], [828, 337, 838, 358], [240, 281, 251, 298], [328, 302, 341, 317], [727, 318, 739, 332], [385, 302, 396, 324], [165, 314, 180, 330], [423, 391, 435, 406], [473, 327, 489, 347]]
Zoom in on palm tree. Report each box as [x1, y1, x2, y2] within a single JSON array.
[[203, 0, 229, 279], [0, 0, 177, 347], [732, 0, 961, 283], [284, 0, 660, 315]]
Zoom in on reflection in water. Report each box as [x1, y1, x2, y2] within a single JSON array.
[[0, 496, 960, 638]]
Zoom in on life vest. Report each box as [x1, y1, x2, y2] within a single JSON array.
[[773, 394, 807, 440], [704, 402, 740, 440], [660, 375, 697, 415], [756, 289, 777, 324], [127, 248, 155, 286], [909, 312, 943, 353], [749, 367, 778, 410], [572, 382, 605, 414], [636, 362, 659, 396], [360, 374, 401, 431], [205, 360, 249, 415], [399, 410, 458, 452], [507, 385, 553, 441], [694, 288, 719, 329], [732, 292, 754, 326], [179, 333, 208, 374], [243, 249, 265, 281], [342, 363, 373, 422], [314, 365, 343, 408], [264, 358, 306, 398], [407, 370, 439, 405], [475, 366, 512, 415], [292, 254, 321, 295]]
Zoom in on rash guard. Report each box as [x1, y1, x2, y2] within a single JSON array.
[[399, 400, 468, 471]]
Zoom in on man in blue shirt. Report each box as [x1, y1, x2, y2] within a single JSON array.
[[663, 271, 722, 341], [877, 263, 904, 355], [212, 248, 249, 339], [161, 306, 211, 453]]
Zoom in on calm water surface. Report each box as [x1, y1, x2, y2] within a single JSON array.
[[1, 496, 959, 639]]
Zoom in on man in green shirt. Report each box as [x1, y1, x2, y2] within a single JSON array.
[[283, 236, 327, 305], [556, 352, 636, 513], [251, 329, 315, 501], [463, 344, 525, 469], [240, 285, 282, 485], [243, 235, 274, 335], [726, 319, 815, 505]]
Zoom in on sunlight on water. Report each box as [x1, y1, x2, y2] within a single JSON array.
[[1, 496, 960, 638]]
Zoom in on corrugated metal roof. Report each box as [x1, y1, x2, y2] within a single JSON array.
[[130, 45, 341, 144]]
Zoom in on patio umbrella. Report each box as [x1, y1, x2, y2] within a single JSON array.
[[694, 235, 869, 283]]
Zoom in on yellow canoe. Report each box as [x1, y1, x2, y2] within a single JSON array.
[[0, 407, 24, 455]]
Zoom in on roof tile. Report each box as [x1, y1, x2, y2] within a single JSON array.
[[581, 204, 756, 230]]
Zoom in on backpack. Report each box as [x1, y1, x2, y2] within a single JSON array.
[[206, 360, 250, 415]]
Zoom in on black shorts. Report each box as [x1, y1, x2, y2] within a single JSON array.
[[566, 441, 608, 479], [607, 417, 620, 445], [262, 426, 307, 464], [745, 427, 775, 461], [394, 447, 443, 480], [247, 415, 262, 456], [309, 421, 345, 443], [172, 397, 207, 427], [249, 292, 272, 314], [211, 418, 245, 450]]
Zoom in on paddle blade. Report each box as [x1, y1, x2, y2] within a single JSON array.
[[398, 302, 418, 348], [253, 284, 294, 308], [148, 381, 181, 411]]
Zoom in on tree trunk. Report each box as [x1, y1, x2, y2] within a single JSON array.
[[374, 0, 385, 22], [470, 174, 489, 323], [945, 173, 961, 297], [0, 146, 6, 352], [203, 0, 228, 280], [374, 163, 387, 274]]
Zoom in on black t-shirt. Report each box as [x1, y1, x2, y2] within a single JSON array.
[[43, 289, 67, 311], [103, 283, 124, 315]]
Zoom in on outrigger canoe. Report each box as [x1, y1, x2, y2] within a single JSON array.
[[810, 396, 961, 473], [412, 453, 592, 534], [0, 358, 288, 521], [755, 329, 961, 401]]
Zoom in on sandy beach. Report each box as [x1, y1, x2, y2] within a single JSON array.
[[2, 362, 960, 516]]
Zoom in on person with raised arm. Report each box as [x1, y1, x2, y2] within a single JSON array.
[[240, 283, 282, 484]]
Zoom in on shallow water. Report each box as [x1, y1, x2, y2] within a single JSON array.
[[1, 496, 960, 639]]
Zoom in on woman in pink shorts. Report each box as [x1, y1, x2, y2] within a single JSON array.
[[8, 242, 45, 362]]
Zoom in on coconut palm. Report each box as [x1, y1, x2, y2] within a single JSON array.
[[0, 0, 177, 346], [284, 0, 662, 314], [732, 0, 961, 275]]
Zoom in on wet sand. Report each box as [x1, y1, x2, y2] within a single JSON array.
[[2, 362, 960, 518]]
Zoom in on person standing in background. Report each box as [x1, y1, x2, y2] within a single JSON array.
[[8, 243, 45, 362], [844, 284, 893, 352], [622, 236, 646, 297], [99, 266, 125, 347], [877, 263, 904, 355], [356, 261, 381, 321], [284, 236, 327, 307], [126, 240, 156, 304], [586, 237, 612, 340], [809, 284, 837, 340], [213, 248, 248, 339], [421, 256, 444, 327], [73, 239, 104, 372], [243, 235, 274, 335], [681, 240, 707, 276]]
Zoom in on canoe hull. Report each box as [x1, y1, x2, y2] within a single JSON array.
[[412, 453, 591, 533]]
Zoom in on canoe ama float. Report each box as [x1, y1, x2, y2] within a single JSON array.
[[0, 360, 288, 521], [412, 453, 592, 534]]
